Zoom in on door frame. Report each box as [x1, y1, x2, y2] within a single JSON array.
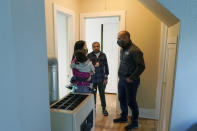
[[80, 11, 126, 40], [157, 23, 178, 130], [157, 36, 178, 131], [53, 4, 75, 97], [53, 4, 75, 60], [80, 11, 126, 91], [80, 11, 125, 113], [155, 23, 168, 119]]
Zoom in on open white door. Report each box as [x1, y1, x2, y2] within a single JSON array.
[[84, 17, 119, 94], [103, 22, 119, 93], [80, 11, 125, 116]]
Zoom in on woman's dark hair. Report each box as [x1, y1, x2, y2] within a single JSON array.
[[72, 40, 86, 61], [74, 50, 88, 63], [74, 40, 86, 52]]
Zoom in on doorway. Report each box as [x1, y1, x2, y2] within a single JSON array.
[[85, 17, 119, 93], [53, 5, 75, 99], [80, 11, 125, 94]]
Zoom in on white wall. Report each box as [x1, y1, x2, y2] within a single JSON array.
[[158, 0, 197, 130], [0, 0, 51, 131]]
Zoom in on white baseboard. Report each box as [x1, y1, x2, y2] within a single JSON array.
[[116, 97, 159, 120], [116, 106, 159, 120], [138, 108, 159, 120]]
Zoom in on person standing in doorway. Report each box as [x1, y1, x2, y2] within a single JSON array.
[[87, 42, 109, 116], [113, 31, 145, 130]]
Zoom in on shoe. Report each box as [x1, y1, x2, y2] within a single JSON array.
[[65, 84, 73, 90], [124, 123, 138, 130], [102, 109, 108, 116], [113, 117, 128, 123]]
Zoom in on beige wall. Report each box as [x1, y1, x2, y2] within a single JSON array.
[[78, 0, 161, 109], [44, 0, 79, 56]]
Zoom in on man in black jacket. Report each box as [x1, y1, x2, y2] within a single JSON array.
[[87, 42, 109, 116], [113, 31, 145, 130]]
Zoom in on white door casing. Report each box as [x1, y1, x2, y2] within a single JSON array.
[[155, 23, 168, 119], [80, 11, 125, 115], [53, 4, 75, 99], [84, 17, 119, 93], [80, 11, 125, 92], [157, 37, 178, 131], [80, 11, 125, 41]]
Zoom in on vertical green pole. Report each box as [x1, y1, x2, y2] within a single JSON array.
[[101, 24, 103, 52]]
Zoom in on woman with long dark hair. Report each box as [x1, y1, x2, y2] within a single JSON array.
[[69, 40, 94, 93], [72, 40, 88, 60]]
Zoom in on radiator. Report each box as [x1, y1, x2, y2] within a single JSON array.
[[50, 93, 95, 131]]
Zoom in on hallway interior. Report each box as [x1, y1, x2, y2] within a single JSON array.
[[95, 94, 158, 131]]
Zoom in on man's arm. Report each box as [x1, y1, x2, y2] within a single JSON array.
[[129, 51, 145, 81], [104, 54, 109, 78]]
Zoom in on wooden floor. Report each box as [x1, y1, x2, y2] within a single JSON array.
[[94, 94, 158, 131]]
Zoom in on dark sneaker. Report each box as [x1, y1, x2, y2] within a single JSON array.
[[102, 109, 108, 116], [113, 117, 128, 123], [65, 84, 73, 90], [124, 123, 138, 130]]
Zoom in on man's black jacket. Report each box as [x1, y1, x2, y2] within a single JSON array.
[[118, 42, 145, 81], [87, 51, 109, 83]]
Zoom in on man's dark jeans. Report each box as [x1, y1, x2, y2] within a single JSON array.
[[118, 79, 140, 122], [93, 82, 106, 109]]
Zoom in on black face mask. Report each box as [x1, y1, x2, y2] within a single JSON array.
[[93, 50, 100, 54], [117, 40, 127, 48]]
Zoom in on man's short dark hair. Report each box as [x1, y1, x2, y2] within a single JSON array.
[[121, 31, 130, 39], [92, 41, 100, 47]]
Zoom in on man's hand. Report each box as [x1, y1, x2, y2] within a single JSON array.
[[126, 77, 133, 83], [87, 76, 91, 81], [95, 62, 99, 67], [103, 79, 108, 85], [90, 71, 94, 75]]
